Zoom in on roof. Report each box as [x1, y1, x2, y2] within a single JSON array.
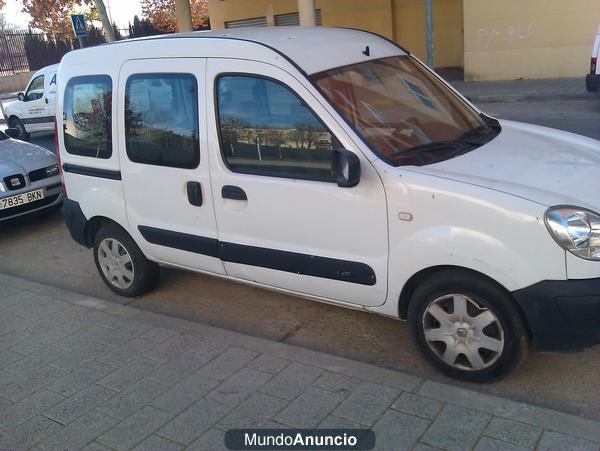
[[116, 26, 407, 75]]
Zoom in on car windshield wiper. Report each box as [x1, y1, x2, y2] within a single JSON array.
[[393, 140, 472, 166], [456, 115, 502, 145]]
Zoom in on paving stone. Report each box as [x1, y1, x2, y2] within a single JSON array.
[[81, 441, 112, 451], [98, 379, 168, 419], [484, 417, 542, 448], [132, 434, 184, 451], [81, 310, 126, 330], [43, 383, 117, 425], [0, 388, 65, 430], [97, 338, 158, 368], [421, 404, 491, 450], [144, 335, 206, 363], [19, 299, 72, 322], [0, 349, 25, 367], [0, 366, 66, 402], [97, 406, 174, 451], [186, 428, 227, 451], [313, 370, 361, 395], [474, 436, 530, 451], [196, 347, 258, 381], [39, 410, 119, 450], [275, 386, 345, 428], [0, 369, 18, 387], [260, 362, 322, 401], [333, 381, 399, 426], [537, 430, 599, 451], [0, 395, 14, 412], [95, 321, 155, 347], [318, 414, 365, 429], [391, 392, 443, 420], [97, 357, 162, 391], [192, 339, 230, 358], [147, 352, 211, 385], [208, 367, 272, 407], [56, 325, 113, 351], [0, 331, 32, 351], [48, 360, 115, 397], [217, 392, 288, 430], [158, 397, 232, 445], [151, 372, 220, 414], [140, 327, 179, 343], [2, 415, 63, 449], [371, 409, 430, 450], [20, 308, 87, 334], [246, 354, 288, 375], [8, 346, 72, 377], [50, 341, 112, 372], [412, 444, 444, 451]]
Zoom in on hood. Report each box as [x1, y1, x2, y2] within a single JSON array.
[[0, 138, 57, 175], [3, 99, 18, 115], [407, 120, 600, 212]]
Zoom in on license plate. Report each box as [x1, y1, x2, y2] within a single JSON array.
[[0, 189, 45, 210]]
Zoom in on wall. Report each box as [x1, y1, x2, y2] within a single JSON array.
[[463, 0, 600, 81], [207, 0, 462, 67], [0, 71, 35, 95]]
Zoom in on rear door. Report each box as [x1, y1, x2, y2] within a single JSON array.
[[206, 58, 389, 306], [117, 58, 225, 275]]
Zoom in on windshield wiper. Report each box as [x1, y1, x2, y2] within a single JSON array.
[[394, 140, 472, 165]]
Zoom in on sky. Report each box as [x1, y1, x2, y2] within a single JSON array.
[[2, 0, 143, 29]]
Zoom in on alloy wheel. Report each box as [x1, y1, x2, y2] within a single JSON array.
[[98, 238, 135, 289]]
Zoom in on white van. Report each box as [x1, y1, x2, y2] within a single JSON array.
[[57, 27, 600, 382], [587, 25, 600, 92], [3, 63, 58, 140]]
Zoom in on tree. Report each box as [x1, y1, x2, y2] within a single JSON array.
[[21, 0, 115, 41], [141, 0, 209, 33]]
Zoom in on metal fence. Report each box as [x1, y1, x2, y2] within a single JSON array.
[[0, 30, 42, 76]]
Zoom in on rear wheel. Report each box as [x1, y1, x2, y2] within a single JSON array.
[[407, 270, 530, 382], [9, 117, 30, 141], [93, 224, 158, 297]]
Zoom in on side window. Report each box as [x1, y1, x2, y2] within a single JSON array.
[[25, 75, 44, 101], [216, 75, 338, 182], [63, 75, 112, 159], [125, 73, 199, 169]]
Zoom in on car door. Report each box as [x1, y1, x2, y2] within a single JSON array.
[[207, 59, 388, 306], [22, 73, 53, 132], [118, 58, 225, 275]]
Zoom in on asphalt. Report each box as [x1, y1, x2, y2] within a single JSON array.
[[1, 96, 600, 422]]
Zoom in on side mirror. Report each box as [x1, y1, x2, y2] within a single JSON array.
[[332, 148, 361, 187], [4, 128, 19, 138], [17, 92, 25, 101]]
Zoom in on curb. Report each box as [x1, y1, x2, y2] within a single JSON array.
[[2, 272, 599, 443]]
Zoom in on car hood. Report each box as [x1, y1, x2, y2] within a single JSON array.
[[407, 120, 600, 211], [2, 99, 17, 115], [0, 138, 56, 175]]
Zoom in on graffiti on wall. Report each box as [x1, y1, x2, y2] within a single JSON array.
[[477, 23, 536, 49]]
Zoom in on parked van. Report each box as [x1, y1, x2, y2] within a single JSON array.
[[57, 27, 600, 382], [587, 25, 600, 92], [3, 64, 58, 140]]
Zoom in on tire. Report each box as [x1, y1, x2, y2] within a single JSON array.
[[9, 117, 30, 141], [93, 223, 158, 297], [407, 269, 530, 382]]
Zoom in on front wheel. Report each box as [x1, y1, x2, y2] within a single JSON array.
[[93, 224, 158, 297], [407, 270, 530, 382], [9, 117, 30, 141]]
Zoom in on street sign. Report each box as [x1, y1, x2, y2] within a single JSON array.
[[71, 15, 87, 37]]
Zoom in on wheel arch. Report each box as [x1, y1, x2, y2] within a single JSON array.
[[84, 215, 123, 247]]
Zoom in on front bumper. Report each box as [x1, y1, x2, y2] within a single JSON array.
[[512, 278, 600, 351], [586, 73, 600, 92], [0, 182, 64, 222]]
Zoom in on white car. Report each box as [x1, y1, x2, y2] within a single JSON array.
[[57, 27, 600, 382], [0, 128, 63, 221], [587, 25, 600, 92], [3, 64, 58, 140]]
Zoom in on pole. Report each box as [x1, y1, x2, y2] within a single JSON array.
[[426, 0, 434, 68], [94, 0, 116, 42], [298, 0, 316, 26], [78, 36, 85, 48], [175, 0, 194, 32]]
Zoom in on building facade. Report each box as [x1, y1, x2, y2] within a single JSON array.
[[206, 0, 600, 81]]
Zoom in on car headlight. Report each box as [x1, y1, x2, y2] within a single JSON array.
[[545, 206, 600, 261], [45, 164, 59, 177]]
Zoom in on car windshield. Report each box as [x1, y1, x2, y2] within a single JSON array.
[[311, 56, 498, 166]]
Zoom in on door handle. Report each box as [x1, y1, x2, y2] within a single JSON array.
[[45, 98, 48, 104], [221, 185, 247, 201], [186, 181, 203, 206]]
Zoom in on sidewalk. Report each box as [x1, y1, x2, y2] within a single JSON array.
[[0, 273, 599, 451], [449, 76, 593, 103]]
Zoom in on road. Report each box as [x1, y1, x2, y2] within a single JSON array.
[[2, 98, 600, 420]]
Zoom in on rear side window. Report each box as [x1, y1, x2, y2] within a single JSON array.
[[63, 75, 112, 159], [125, 73, 199, 169], [216, 75, 338, 182]]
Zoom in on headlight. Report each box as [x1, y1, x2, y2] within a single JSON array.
[[45, 164, 59, 177], [545, 206, 600, 260]]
